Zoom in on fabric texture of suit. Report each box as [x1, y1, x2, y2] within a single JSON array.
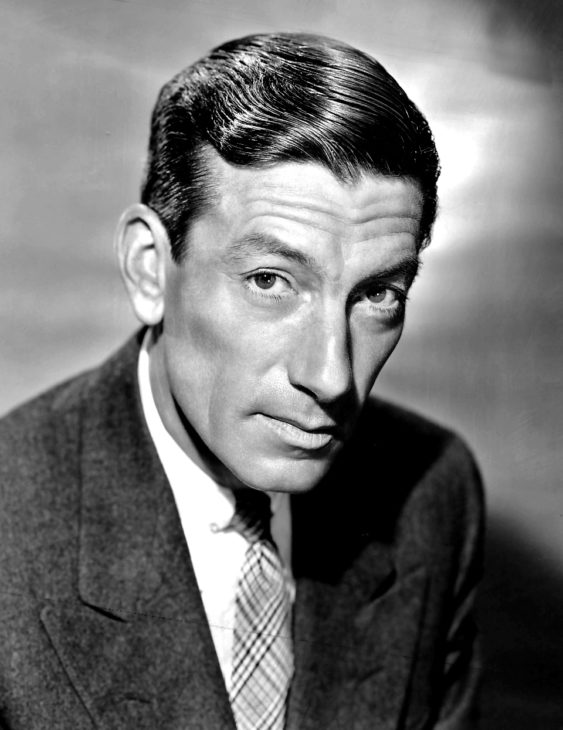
[[0, 331, 484, 729]]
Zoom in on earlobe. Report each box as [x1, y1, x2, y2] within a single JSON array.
[[115, 204, 170, 326]]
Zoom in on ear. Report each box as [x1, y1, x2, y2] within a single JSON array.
[[115, 203, 170, 325]]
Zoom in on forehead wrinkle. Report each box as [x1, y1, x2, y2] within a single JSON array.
[[346, 199, 423, 225], [244, 197, 342, 230], [238, 195, 422, 235], [216, 156, 423, 223], [240, 203, 418, 241], [348, 216, 422, 241], [249, 175, 421, 209]]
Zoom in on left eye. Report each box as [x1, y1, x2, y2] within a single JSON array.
[[366, 287, 401, 307], [253, 272, 278, 290]]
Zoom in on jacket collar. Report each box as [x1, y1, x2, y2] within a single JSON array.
[[43, 332, 236, 728], [77, 330, 187, 618]]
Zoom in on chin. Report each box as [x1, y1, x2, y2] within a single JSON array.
[[233, 455, 333, 494]]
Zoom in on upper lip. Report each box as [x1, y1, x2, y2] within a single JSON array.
[[264, 413, 342, 436]]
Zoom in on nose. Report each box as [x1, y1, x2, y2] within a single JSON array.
[[287, 309, 353, 404]]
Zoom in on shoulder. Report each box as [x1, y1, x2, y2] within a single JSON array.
[[354, 397, 483, 498], [323, 396, 485, 549], [357, 397, 485, 570], [0, 332, 144, 594], [293, 397, 484, 589], [364, 396, 476, 462], [0, 373, 87, 497], [0, 330, 143, 463]]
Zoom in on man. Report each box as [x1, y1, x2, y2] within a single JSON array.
[[0, 33, 484, 729]]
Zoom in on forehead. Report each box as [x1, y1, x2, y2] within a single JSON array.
[[203, 155, 423, 245]]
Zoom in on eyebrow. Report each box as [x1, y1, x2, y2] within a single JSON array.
[[364, 255, 421, 286], [226, 231, 420, 285], [226, 232, 322, 272]]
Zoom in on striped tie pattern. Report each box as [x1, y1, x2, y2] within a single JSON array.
[[227, 490, 294, 730]]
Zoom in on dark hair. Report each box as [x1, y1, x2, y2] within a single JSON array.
[[141, 33, 440, 261]]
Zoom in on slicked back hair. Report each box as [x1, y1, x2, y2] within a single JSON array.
[[141, 33, 440, 262]]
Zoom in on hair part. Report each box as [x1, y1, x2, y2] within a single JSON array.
[[141, 33, 440, 262]]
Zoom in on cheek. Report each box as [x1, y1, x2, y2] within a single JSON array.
[[352, 322, 404, 396], [164, 287, 290, 419]]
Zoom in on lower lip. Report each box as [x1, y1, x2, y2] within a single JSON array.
[[258, 414, 334, 451]]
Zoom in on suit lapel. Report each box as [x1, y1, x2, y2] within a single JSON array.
[[41, 334, 235, 730]]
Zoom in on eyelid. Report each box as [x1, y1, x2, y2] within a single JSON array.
[[352, 282, 407, 305], [243, 268, 297, 301], [246, 265, 290, 278], [351, 274, 405, 299], [246, 267, 294, 287], [382, 285, 408, 303], [367, 289, 404, 308], [352, 285, 408, 328]]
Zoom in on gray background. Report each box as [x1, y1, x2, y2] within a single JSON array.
[[1, 0, 561, 726]]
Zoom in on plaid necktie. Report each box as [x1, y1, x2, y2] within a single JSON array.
[[226, 489, 294, 730]]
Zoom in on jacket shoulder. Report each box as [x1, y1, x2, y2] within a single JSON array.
[[0, 333, 143, 597], [328, 396, 485, 544], [362, 397, 485, 560], [366, 396, 471, 452], [360, 396, 483, 489], [0, 331, 142, 463]]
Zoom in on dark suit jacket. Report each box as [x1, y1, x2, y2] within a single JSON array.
[[0, 332, 484, 729]]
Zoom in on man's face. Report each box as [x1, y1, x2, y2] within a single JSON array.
[[152, 157, 423, 493]]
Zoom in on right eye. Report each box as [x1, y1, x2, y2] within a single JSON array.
[[244, 270, 295, 301]]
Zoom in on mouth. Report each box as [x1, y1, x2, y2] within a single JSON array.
[[257, 413, 339, 451]]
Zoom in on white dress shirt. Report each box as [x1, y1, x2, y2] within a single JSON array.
[[137, 330, 294, 692]]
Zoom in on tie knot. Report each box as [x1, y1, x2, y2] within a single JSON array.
[[226, 489, 273, 544]]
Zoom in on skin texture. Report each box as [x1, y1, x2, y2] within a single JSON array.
[[118, 155, 423, 493]]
